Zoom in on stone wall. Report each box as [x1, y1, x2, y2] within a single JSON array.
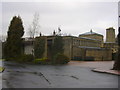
[[79, 34, 103, 42], [71, 47, 112, 61], [86, 49, 112, 61], [72, 46, 86, 60], [73, 37, 102, 47], [63, 37, 73, 60]]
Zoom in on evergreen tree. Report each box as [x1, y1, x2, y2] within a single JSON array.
[[52, 36, 64, 56], [51, 36, 64, 64], [4, 16, 24, 60], [51, 36, 69, 64], [113, 27, 120, 70], [34, 37, 45, 58]]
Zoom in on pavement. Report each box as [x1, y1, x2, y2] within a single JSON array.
[[92, 68, 120, 75], [68, 61, 120, 75], [2, 60, 119, 88]]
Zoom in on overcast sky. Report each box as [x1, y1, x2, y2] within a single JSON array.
[[1, 0, 119, 40]]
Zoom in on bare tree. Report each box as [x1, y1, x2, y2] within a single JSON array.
[[28, 13, 40, 38], [28, 13, 40, 56]]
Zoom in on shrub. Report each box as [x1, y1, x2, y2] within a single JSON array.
[[53, 53, 70, 64], [17, 54, 34, 62], [5, 54, 34, 63], [51, 36, 64, 56], [34, 37, 45, 58]]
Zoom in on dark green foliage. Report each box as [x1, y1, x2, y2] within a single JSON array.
[[53, 53, 70, 64], [17, 54, 34, 62], [113, 49, 120, 70], [34, 37, 45, 58], [4, 16, 24, 60], [118, 27, 120, 46], [4, 54, 34, 63], [113, 27, 120, 70], [52, 36, 64, 57], [50, 36, 65, 64]]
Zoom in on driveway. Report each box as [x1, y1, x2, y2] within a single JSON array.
[[2, 61, 119, 88]]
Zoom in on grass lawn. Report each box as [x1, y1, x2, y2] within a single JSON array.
[[0, 59, 5, 61], [0, 66, 5, 72]]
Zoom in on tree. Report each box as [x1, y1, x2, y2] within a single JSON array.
[[28, 13, 40, 38], [34, 37, 45, 58], [28, 13, 40, 56], [50, 36, 64, 64], [50, 35, 70, 64], [52, 36, 64, 56], [113, 27, 120, 70], [51, 27, 63, 56], [4, 16, 24, 60]]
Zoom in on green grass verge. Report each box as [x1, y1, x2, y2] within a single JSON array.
[[0, 66, 5, 72]]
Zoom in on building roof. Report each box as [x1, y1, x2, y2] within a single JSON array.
[[106, 27, 115, 30], [79, 37, 101, 41], [79, 30, 103, 36]]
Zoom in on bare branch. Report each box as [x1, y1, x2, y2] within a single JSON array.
[[28, 13, 40, 39]]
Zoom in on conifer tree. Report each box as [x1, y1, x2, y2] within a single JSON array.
[[52, 36, 64, 57], [4, 16, 24, 60], [34, 37, 45, 58]]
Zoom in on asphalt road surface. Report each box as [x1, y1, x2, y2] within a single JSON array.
[[2, 61, 119, 88]]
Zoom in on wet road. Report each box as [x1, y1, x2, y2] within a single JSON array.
[[2, 61, 119, 88], [0, 60, 2, 89]]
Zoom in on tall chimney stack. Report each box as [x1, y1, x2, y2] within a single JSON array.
[[106, 27, 115, 43]]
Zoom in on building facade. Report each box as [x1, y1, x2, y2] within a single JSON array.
[[24, 28, 118, 61]]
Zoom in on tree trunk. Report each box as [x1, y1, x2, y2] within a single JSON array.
[[113, 47, 120, 70], [113, 27, 120, 70]]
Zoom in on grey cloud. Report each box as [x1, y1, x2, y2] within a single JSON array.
[[2, 2, 118, 38]]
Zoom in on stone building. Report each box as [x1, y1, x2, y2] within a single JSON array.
[[106, 27, 116, 43], [104, 27, 118, 60], [79, 29, 103, 42], [63, 30, 111, 61], [24, 27, 118, 61]]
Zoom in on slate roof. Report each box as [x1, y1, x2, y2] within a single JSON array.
[[79, 37, 101, 41], [79, 30, 103, 36]]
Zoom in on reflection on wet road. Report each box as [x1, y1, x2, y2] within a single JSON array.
[[2, 61, 118, 88]]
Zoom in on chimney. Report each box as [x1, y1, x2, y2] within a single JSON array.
[[106, 27, 115, 43]]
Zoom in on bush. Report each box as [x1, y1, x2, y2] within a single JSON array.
[[17, 54, 34, 62], [33, 57, 48, 64], [53, 53, 70, 64], [34, 37, 45, 58], [5, 54, 34, 63]]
